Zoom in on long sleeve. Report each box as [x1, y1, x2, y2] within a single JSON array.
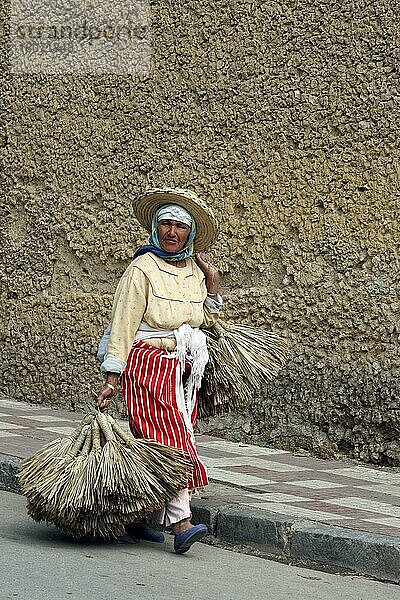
[[202, 293, 223, 328], [101, 266, 148, 374]]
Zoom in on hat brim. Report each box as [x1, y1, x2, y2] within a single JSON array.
[[135, 188, 217, 252]]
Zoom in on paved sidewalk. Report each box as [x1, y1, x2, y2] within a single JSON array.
[[1, 396, 400, 583]]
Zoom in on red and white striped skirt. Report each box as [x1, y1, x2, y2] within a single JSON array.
[[121, 340, 208, 489]]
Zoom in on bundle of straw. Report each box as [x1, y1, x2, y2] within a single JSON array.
[[18, 412, 189, 539], [200, 319, 288, 417]]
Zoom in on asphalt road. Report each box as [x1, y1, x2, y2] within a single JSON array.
[[1, 491, 399, 600]]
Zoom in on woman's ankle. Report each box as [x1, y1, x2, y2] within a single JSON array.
[[171, 518, 193, 535]]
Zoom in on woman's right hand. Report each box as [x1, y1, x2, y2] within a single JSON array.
[[96, 373, 119, 412], [96, 385, 115, 412]]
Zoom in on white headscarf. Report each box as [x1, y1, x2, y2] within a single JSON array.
[[156, 204, 193, 227]]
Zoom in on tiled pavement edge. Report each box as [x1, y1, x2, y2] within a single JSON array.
[[0, 396, 399, 583]]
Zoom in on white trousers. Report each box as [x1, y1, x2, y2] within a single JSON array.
[[153, 488, 191, 527]]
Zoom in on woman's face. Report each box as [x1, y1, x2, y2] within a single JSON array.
[[157, 219, 190, 253]]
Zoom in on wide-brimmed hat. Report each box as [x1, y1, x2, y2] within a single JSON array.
[[135, 187, 217, 251]]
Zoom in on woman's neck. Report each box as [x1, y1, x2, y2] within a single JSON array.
[[174, 259, 186, 268]]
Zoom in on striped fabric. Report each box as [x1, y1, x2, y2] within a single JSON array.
[[121, 340, 209, 489]]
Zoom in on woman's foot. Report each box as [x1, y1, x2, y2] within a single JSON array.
[[172, 519, 208, 554], [125, 523, 165, 544], [171, 518, 193, 535]]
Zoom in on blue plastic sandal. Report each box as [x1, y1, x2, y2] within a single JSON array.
[[125, 523, 165, 543], [174, 524, 208, 554]]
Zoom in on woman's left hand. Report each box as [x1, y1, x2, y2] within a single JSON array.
[[196, 253, 220, 295]]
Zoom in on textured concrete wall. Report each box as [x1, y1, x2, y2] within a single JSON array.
[[1, 1, 400, 464]]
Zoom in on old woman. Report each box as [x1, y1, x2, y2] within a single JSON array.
[[96, 188, 222, 554]]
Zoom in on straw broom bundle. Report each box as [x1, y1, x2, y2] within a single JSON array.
[[66, 419, 102, 514], [200, 319, 288, 417], [18, 414, 94, 492], [109, 417, 192, 500], [46, 425, 94, 531], [20, 419, 94, 524], [18, 412, 189, 539]]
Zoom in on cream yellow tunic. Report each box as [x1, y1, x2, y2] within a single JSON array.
[[104, 253, 219, 370]]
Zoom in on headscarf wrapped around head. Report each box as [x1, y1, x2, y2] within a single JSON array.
[[133, 204, 197, 261]]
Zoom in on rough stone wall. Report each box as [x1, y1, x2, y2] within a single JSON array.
[[1, 1, 400, 464]]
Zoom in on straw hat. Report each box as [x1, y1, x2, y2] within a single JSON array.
[[135, 187, 217, 251]]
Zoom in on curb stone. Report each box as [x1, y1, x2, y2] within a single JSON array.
[[213, 505, 291, 555], [0, 453, 22, 494], [190, 499, 400, 585], [290, 522, 400, 584], [1, 453, 399, 584]]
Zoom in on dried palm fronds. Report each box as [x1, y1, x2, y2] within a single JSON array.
[[18, 412, 189, 540], [200, 319, 288, 417], [18, 416, 94, 523]]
